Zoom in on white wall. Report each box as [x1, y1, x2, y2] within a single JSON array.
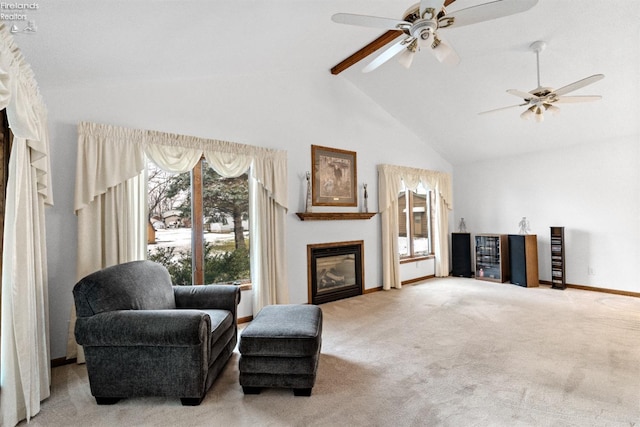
[[41, 69, 452, 359], [453, 137, 640, 292], [400, 258, 435, 283]]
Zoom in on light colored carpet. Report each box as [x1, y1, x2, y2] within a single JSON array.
[[22, 278, 640, 426]]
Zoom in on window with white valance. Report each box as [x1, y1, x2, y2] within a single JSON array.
[[68, 122, 289, 361], [378, 164, 452, 289]]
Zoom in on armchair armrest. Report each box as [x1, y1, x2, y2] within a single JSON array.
[[75, 309, 210, 347], [173, 285, 240, 314]]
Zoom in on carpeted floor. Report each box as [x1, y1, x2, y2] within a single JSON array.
[[22, 277, 640, 426]]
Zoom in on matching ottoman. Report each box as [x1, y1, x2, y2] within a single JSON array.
[[239, 304, 322, 396]]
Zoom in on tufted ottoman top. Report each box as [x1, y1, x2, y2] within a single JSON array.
[[239, 304, 322, 358]]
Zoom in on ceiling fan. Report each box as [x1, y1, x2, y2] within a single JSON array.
[[479, 41, 605, 122], [331, 0, 539, 73]]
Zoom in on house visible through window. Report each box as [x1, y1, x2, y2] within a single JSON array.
[[398, 182, 432, 259], [147, 157, 250, 285]]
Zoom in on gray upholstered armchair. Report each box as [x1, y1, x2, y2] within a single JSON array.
[[73, 260, 241, 406]]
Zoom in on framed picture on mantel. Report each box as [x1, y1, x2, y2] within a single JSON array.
[[311, 145, 357, 207]]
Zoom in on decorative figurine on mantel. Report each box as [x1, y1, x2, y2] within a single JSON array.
[[458, 217, 467, 233], [305, 171, 313, 213], [363, 183, 368, 213], [518, 216, 531, 234]]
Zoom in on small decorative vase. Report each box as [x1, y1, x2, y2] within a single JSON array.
[[363, 183, 368, 213], [305, 172, 313, 213]]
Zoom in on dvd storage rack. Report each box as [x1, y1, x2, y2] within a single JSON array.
[[475, 234, 509, 283], [550, 226, 566, 290]]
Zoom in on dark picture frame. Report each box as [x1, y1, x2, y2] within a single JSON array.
[[311, 145, 357, 207]]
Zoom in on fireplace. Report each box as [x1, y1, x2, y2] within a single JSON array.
[[308, 240, 363, 304]]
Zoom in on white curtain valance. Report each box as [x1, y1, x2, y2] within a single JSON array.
[[205, 151, 252, 178], [378, 164, 452, 213], [145, 130, 287, 208], [145, 143, 202, 173], [0, 24, 52, 203], [74, 123, 146, 213], [75, 122, 287, 214]]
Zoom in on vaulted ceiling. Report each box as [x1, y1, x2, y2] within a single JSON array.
[[13, 0, 640, 165]]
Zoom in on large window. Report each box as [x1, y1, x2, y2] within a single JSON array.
[[147, 157, 250, 286], [398, 182, 432, 259]]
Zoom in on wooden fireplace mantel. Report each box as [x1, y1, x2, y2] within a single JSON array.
[[296, 212, 377, 221]]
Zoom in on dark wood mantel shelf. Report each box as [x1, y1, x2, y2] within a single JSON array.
[[296, 212, 377, 221]]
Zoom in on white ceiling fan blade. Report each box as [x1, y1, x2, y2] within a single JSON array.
[[362, 38, 411, 73], [554, 95, 602, 103], [430, 35, 460, 65], [479, 102, 529, 115], [440, 0, 538, 29], [507, 89, 538, 102], [331, 13, 410, 31], [552, 74, 604, 96], [420, 0, 445, 18]]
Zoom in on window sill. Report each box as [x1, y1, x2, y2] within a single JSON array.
[[296, 212, 377, 221], [400, 255, 434, 264], [201, 282, 252, 291]]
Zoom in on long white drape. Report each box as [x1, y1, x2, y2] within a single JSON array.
[[378, 164, 452, 290], [68, 122, 288, 359], [67, 125, 147, 363], [0, 23, 53, 427]]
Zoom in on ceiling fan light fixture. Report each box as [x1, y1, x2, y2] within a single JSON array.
[[545, 104, 560, 115], [534, 106, 545, 122], [398, 49, 416, 68], [520, 106, 535, 120]]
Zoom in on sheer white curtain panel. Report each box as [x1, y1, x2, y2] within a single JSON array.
[[1, 23, 53, 427], [377, 164, 452, 289]]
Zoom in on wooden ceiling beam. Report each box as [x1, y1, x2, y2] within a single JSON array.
[[330, 0, 457, 75], [330, 30, 403, 75]]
